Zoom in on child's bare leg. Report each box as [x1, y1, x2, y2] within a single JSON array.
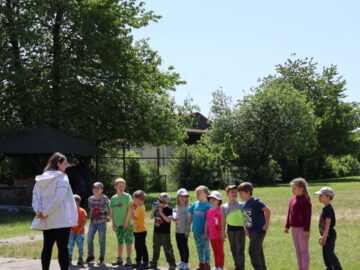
[[126, 244, 132, 258], [118, 244, 123, 258]]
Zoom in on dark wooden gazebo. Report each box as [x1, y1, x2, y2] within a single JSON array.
[[0, 125, 106, 206]]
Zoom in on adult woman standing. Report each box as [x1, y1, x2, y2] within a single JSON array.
[[31, 152, 78, 270]]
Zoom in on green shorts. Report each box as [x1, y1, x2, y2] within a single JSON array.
[[116, 225, 134, 245]]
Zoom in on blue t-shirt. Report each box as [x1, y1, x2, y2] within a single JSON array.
[[243, 197, 266, 234], [189, 201, 211, 234]]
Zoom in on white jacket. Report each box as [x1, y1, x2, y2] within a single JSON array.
[[31, 170, 78, 230]]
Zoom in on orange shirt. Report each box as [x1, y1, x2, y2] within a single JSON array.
[[133, 205, 146, 232], [72, 207, 87, 234]]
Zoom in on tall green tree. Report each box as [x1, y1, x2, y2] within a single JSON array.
[[0, 0, 185, 147]]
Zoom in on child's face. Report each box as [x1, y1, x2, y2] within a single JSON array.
[[92, 186, 103, 197], [157, 200, 166, 208], [178, 195, 187, 205], [239, 191, 251, 201], [319, 194, 331, 204], [292, 185, 303, 196], [134, 198, 144, 206], [227, 189, 238, 201], [196, 190, 207, 201], [75, 200, 80, 207], [115, 182, 126, 193], [209, 198, 220, 208]]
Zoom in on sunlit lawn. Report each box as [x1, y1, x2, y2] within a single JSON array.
[[1, 176, 359, 269]]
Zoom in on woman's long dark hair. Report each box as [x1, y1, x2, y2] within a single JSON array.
[[43, 152, 67, 172]]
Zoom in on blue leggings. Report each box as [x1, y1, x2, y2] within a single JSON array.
[[193, 232, 210, 263]]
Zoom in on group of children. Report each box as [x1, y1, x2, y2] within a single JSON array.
[[68, 177, 342, 270]]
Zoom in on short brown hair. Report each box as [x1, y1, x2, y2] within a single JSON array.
[[237, 182, 253, 196], [114, 178, 126, 185], [195, 185, 210, 196], [133, 190, 146, 201], [73, 194, 81, 202]]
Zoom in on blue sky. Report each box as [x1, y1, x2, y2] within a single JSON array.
[[134, 0, 359, 116]]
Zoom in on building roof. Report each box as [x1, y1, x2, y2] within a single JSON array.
[[0, 125, 106, 155]]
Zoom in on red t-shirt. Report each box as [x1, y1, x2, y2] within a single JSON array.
[[72, 207, 87, 234]]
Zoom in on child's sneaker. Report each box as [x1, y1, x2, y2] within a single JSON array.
[[169, 265, 176, 270], [77, 257, 84, 265], [142, 262, 149, 269], [203, 263, 211, 270], [197, 263, 204, 270], [85, 256, 95, 263], [149, 261, 158, 269], [97, 257, 104, 265], [125, 257, 133, 267], [112, 257, 123, 266], [183, 263, 190, 270]]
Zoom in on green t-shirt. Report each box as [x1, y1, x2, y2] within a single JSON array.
[[109, 193, 133, 227], [220, 201, 244, 227]]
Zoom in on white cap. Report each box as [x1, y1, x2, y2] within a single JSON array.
[[315, 187, 335, 198], [207, 191, 222, 201], [176, 188, 189, 197]]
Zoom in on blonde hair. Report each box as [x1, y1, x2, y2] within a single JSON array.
[[176, 194, 189, 206], [195, 185, 210, 196], [114, 178, 126, 185], [290, 177, 311, 201], [73, 194, 81, 202]]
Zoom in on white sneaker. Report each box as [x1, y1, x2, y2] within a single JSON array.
[[176, 262, 183, 268], [183, 263, 190, 270]]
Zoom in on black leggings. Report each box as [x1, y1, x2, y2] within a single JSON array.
[[41, 227, 70, 270], [176, 233, 189, 263], [134, 231, 149, 263]]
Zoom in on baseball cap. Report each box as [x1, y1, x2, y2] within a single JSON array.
[[93, 182, 104, 188], [176, 188, 189, 197], [315, 187, 335, 198], [158, 192, 171, 204], [226, 185, 237, 193], [208, 191, 222, 202]]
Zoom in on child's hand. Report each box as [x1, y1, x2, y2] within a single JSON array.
[[303, 231, 310, 239], [203, 233, 208, 241], [318, 236, 327, 246], [220, 231, 226, 240], [158, 207, 163, 213], [284, 228, 289, 234], [262, 224, 269, 231], [123, 220, 129, 229], [112, 224, 116, 231]]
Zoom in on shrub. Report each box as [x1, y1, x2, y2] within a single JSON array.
[[322, 155, 360, 178]]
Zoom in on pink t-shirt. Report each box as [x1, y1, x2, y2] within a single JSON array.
[[206, 207, 222, 240]]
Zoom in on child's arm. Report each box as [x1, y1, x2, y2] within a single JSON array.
[[150, 205, 156, 219], [158, 207, 171, 223], [319, 218, 331, 246], [303, 200, 312, 238], [186, 213, 193, 233], [221, 215, 227, 240], [123, 201, 133, 228], [110, 208, 116, 231], [204, 221, 209, 240], [284, 203, 291, 233], [76, 214, 87, 235], [185, 211, 191, 238], [262, 206, 271, 231]]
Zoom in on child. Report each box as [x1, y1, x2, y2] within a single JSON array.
[[204, 191, 224, 270], [284, 178, 312, 270], [174, 188, 191, 270], [109, 178, 134, 266], [315, 187, 342, 270], [131, 190, 149, 269], [149, 192, 176, 270], [86, 182, 109, 264], [238, 182, 271, 270], [188, 185, 211, 270], [68, 194, 87, 265], [221, 185, 245, 270]]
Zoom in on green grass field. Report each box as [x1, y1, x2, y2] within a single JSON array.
[[1, 176, 360, 269]]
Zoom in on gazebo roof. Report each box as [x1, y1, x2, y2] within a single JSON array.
[[0, 125, 106, 155]]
